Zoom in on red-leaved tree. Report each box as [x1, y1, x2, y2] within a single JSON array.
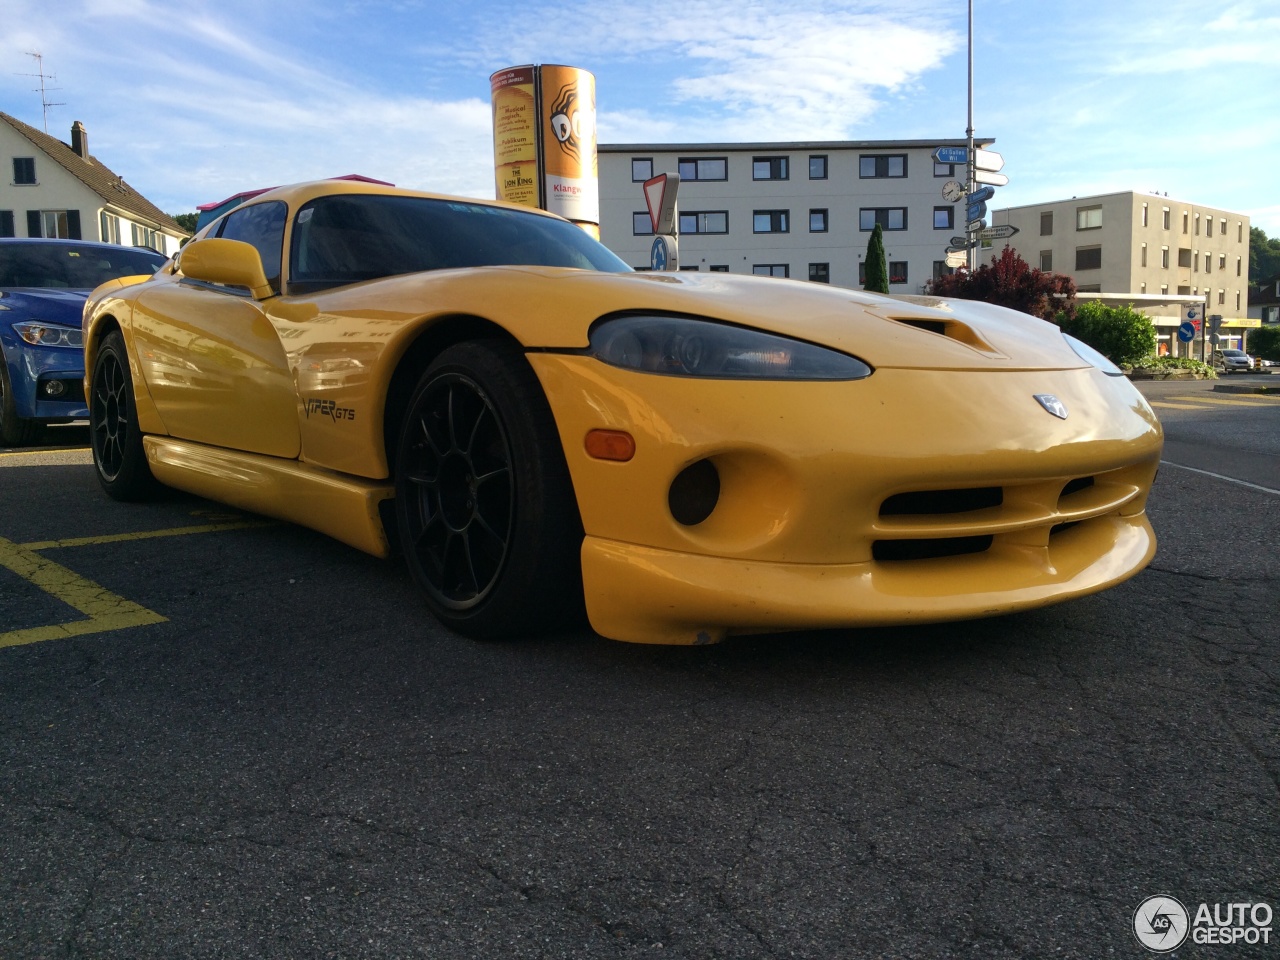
[[927, 246, 1077, 321]]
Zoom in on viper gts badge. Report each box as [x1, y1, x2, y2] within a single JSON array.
[[1034, 394, 1068, 419]]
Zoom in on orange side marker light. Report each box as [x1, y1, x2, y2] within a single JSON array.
[[585, 429, 635, 462]]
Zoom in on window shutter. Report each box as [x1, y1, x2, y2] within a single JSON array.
[[67, 210, 82, 239], [0, 211, 14, 237], [27, 211, 41, 237]]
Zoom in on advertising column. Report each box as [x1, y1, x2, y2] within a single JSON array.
[[489, 64, 599, 238]]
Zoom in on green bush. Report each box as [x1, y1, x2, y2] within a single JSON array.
[[1056, 301, 1156, 366], [1249, 324, 1280, 362], [1128, 355, 1217, 378]]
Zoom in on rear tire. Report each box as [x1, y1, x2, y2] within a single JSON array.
[[395, 340, 584, 638], [0, 351, 44, 447], [90, 331, 159, 501]]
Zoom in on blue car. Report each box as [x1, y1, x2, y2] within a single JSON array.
[[0, 239, 167, 446]]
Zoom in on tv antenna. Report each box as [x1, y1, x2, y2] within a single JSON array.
[[17, 52, 64, 133]]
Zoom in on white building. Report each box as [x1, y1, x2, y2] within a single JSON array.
[[598, 139, 991, 292], [1, 112, 187, 255]]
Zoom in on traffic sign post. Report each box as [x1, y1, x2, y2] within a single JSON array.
[[934, 146, 968, 165], [643, 173, 681, 271], [1177, 322, 1197, 343], [650, 235, 678, 272], [978, 224, 1019, 241]]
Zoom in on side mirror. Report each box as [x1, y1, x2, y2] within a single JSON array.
[[178, 238, 273, 299]]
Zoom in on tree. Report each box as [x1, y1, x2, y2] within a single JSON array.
[[170, 212, 199, 235], [1250, 324, 1280, 362], [1057, 300, 1156, 366], [1250, 226, 1280, 282], [863, 223, 888, 293], [926, 245, 1076, 321]]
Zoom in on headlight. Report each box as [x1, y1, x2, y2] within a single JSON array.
[[13, 321, 84, 349], [1062, 332, 1122, 376], [589, 315, 872, 380]]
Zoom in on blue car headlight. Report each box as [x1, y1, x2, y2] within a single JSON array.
[[1062, 332, 1123, 376], [589, 315, 872, 380], [13, 321, 84, 349]]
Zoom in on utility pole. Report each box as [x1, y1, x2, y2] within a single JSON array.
[[18, 52, 64, 133], [966, 0, 975, 272]]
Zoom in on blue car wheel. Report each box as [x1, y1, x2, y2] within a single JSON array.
[[0, 350, 44, 446]]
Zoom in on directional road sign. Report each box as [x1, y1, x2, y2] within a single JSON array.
[[946, 242, 977, 254], [944, 251, 968, 268], [949, 236, 974, 248], [1177, 322, 1197, 343], [978, 224, 1019, 240], [974, 148, 1004, 172], [966, 200, 987, 223], [934, 146, 967, 164], [974, 169, 1010, 187], [968, 185, 996, 204], [650, 235, 678, 271], [966, 218, 987, 234]]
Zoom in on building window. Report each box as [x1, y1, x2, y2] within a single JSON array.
[[12, 157, 36, 184], [809, 209, 828, 233], [1161, 246, 1170, 268], [859, 154, 906, 178], [753, 156, 789, 180], [100, 211, 121, 245], [1219, 254, 1226, 271], [1237, 257, 1242, 276], [1077, 284, 1102, 293], [677, 157, 727, 181], [1141, 243, 1147, 267], [1178, 248, 1192, 268], [1040, 250, 1052, 271], [1205, 254, 1212, 272], [1076, 246, 1102, 271], [933, 261, 955, 280], [1218, 289, 1225, 305], [1182, 212, 1189, 233], [1220, 218, 1226, 235], [131, 222, 159, 250], [0, 211, 14, 237], [1162, 207, 1170, 230], [1237, 222, 1243, 243], [631, 158, 653, 182], [752, 264, 788, 278], [889, 262, 908, 284], [859, 207, 906, 231], [1237, 292, 1241, 310], [1193, 250, 1198, 272], [808, 262, 830, 283], [1142, 203, 1148, 227], [753, 210, 789, 233], [709, 265, 729, 272], [1206, 217, 1214, 237], [37, 210, 72, 239], [1178, 285, 1191, 295], [1194, 213, 1200, 235], [1076, 205, 1102, 230], [679, 211, 728, 234], [934, 162, 956, 177], [1161, 285, 1168, 295], [1040, 212, 1053, 236], [933, 206, 954, 230], [679, 265, 700, 271], [1140, 282, 1146, 293], [632, 212, 653, 236], [808, 155, 827, 180]]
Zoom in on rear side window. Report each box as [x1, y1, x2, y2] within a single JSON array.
[[217, 200, 287, 287]]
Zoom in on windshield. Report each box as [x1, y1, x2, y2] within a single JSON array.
[[1221, 350, 1245, 357], [289, 194, 631, 293], [0, 242, 166, 289]]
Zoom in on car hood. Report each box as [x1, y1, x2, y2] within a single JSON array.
[[0, 287, 91, 327], [312, 267, 1092, 373]]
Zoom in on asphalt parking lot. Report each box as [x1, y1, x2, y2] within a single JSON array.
[[1, 378, 1277, 959]]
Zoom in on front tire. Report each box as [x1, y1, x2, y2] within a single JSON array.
[[0, 351, 44, 447], [395, 340, 584, 638], [90, 331, 159, 501]]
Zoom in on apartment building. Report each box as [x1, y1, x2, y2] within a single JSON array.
[[988, 191, 1252, 352], [598, 139, 991, 292]]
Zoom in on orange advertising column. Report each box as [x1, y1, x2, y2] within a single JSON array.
[[490, 64, 599, 238]]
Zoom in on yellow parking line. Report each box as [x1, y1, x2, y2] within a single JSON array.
[[0, 537, 166, 649], [21, 520, 271, 551], [1169, 394, 1280, 406], [1150, 402, 1213, 410]]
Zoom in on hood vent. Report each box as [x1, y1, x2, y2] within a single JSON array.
[[890, 316, 1002, 357]]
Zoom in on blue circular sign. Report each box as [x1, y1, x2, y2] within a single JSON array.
[[650, 236, 667, 271], [1177, 321, 1196, 342]]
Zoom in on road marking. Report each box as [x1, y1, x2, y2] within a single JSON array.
[[1150, 402, 1213, 410], [0, 537, 167, 649], [1160, 461, 1280, 497], [0, 447, 93, 465], [1169, 394, 1280, 406], [1, 515, 275, 650]]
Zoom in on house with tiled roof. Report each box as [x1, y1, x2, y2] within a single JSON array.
[[1, 111, 187, 255]]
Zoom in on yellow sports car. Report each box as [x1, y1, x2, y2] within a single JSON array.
[[84, 179, 1162, 644]]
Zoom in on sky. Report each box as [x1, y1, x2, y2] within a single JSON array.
[[2, 0, 1277, 236]]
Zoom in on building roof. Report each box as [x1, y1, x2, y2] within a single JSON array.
[[599, 138, 994, 153], [0, 111, 185, 235]]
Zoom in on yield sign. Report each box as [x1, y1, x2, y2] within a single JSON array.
[[644, 172, 681, 235]]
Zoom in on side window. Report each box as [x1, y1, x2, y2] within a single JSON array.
[[217, 200, 287, 286]]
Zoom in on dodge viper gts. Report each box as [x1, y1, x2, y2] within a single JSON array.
[[0, 239, 166, 445], [83, 179, 1162, 644]]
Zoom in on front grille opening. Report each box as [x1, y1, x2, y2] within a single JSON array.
[[1059, 476, 1095, 500], [873, 535, 994, 562], [880, 486, 1003, 517], [669, 458, 720, 526], [1050, 521, 1081, 537]]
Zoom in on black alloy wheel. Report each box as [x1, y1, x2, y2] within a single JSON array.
[[90, 331, 158, 500], [395, 340, 584, 638]]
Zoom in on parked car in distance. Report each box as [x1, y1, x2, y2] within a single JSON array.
[[0, 239, 167, 445], [1212, 348, 1255, 373]]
